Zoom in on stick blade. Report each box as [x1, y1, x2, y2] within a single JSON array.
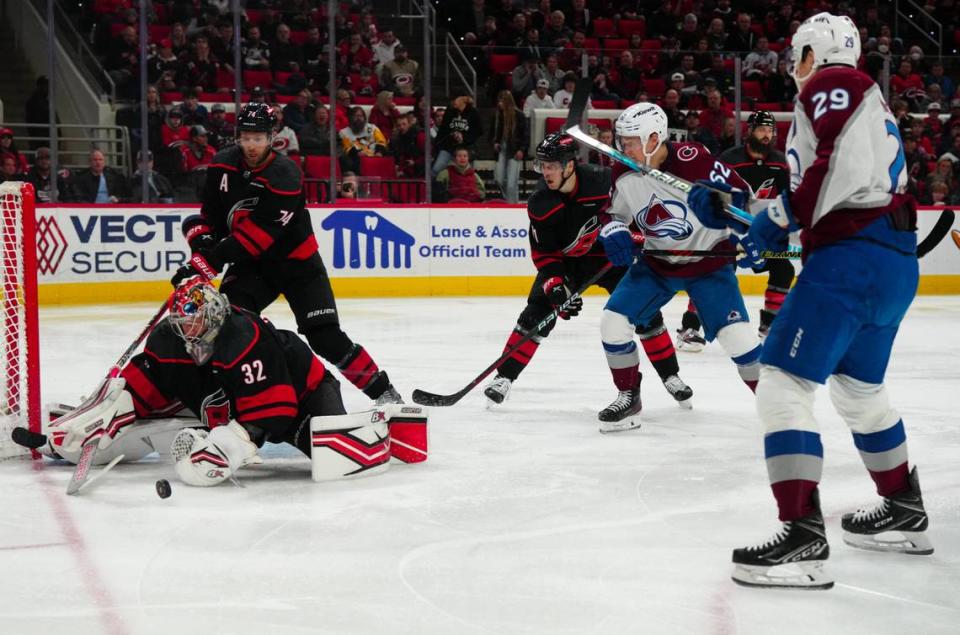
[[917, 209, 955, 258], [411, 389, 463, 408]]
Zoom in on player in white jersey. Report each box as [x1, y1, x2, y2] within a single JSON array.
[[595, 103, 763, 432], [688, 12, 933, 589]]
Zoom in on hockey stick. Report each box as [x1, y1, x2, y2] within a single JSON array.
[[65, 294, 173, 495], [917, 209, 955, 258], [411, 263, 614, 407], [641, 246, 802, 259], [565, 124, 755, 228]]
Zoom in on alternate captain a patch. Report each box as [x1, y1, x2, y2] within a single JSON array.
[[637, 193, 694, 240]]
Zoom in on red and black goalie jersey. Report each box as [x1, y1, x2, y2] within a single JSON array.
[[121, 308, 328, 442], [184, 145, 319, 265], [527, 163, 613, 279]]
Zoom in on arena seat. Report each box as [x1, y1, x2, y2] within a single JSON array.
[[592, 18, 615, 37], [619, 19, 646, 38]]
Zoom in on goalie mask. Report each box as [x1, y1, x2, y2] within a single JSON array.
[[169, 277, 229, 364]]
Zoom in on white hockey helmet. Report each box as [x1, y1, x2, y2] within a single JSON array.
[[615, 103, 669, 161], [789, 12, 861, 83]]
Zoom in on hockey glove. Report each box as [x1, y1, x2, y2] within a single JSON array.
[[687, 180, 750, 233], [600, 220, 636, 267], [732, 234, 766, 269], [171, 249, 223, 286], [182, 215, 216, 251], [746, 194, 796, 256], [543, 276, 582, 320]]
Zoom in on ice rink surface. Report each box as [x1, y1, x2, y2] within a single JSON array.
[[2, 294, 959, 635]]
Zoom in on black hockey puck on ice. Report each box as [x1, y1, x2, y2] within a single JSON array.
[[156, 479, 172, 499]]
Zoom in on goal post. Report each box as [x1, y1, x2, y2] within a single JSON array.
[[0, 181, 40, 460]]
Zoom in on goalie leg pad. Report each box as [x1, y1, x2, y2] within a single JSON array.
[[310, 410, 391, 481], [382, 404, 429, 464], [172, 422, 261, 487]]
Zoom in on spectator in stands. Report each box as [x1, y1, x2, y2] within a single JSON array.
[[924, 102, 944, 139], [369, 91, 402, 139], [283, 90, 312, 134], [267, 107, 299, 157], [337, 171, 359, 201], [490, 90, 527, 204], [543, 54, 565, 94], [393, 113, 425, 179], [614, 51, 644, 102], [677, 13, 702, 50], [511, 52, 546, 102], [380, 45, 420, 97], [765, 58, 798, 104], [106, 25, 139, 100], [659, 89, 686, 129], [436, 147, 485, 202], [170, 22, 190, 59], [206, 104, 233, 150], [180, 90, 209, 127], [162, 109, 191, 149], [298, 105, 335, 157], [24, 146, 69, 202], [925, 179, 955, 206], [706, 18, 728, 50], [339, 32, 373, 75], [69, 148, 129, 203], [518, 26, 546, 62], [0, 129, 30, 174], [902, 132, 929, 196], [505, 12, 529, 46], [947, 99, 960, 131], [242, 25, 271, 70], [334, 89, 352, 132], [725, 13, 756, 52], [939, 126, 960, 161], [565, 0, 591, 35], [210, 18, 237, 68], [648, 0, 680, 40], [529, 0, 553, 32], [702, 54, 735, 97], [891, 59, 924, 96], [590, 72, 620, 105], [148, 39, 182, 91], [684, 110, 718, 154], [183, 36, 219, 94], [432, 95, 482, 176], [303, 26, 326, 81], [717, 116, 738, 154], [354, 66, 380, 98], [589, 128, 616, 167], [272, 24, 304, 73], [554, 73, 589, 109], [180, 125, 217, 172], [743, 37, 777, 80], [524, 78, 556, 118], [560, 30, 588, 70], [908, 118, 934, 156], [542, 10, 573, 48], [926, 61, 956, 102], [0, 155, 24, 184], [918, 85, 944, 115], [128, 150, 175, 203], [340, 106, 388, 173], [373, 29, 401, 67], [699, 88, 733, 139], [926, 153, 958, 196]]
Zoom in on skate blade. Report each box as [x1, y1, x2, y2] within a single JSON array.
[[483, 391, 507, 408], [842, 530, 934, 555], [731, 562, 834, 590], [599, 418, 641, 434], [676, 397, 693, 410]]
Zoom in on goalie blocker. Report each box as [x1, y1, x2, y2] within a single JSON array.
[[310, 404, 428, 482]]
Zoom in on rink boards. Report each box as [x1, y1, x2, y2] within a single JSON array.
[[34, 203, 960, 305]]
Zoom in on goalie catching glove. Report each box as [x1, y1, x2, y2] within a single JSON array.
[[542, 276, 582, 320], [172, 421, 262, 487]]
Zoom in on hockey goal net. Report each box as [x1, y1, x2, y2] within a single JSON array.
[[0, 182, 40, 460]]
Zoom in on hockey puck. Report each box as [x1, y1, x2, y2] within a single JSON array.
[[11, 426, 47, 449], [155, 479, 172, 499]]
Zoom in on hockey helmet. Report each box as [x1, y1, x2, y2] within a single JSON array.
[[615, 103, 669, 161], [789, 12, 861, 83], [236, 102, 277, 135], [534, 131, 578, 172], [747, 110, 777, 131], [169, 277, 229, 362]]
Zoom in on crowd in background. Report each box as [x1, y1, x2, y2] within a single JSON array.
[[2, 0, 959, 205]]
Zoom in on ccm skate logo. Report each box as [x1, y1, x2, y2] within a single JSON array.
[[790, 328, 804, 358], [320, 210, 415, 269]]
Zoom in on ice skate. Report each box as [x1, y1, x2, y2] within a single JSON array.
[[598, 386, 641, 433], [841, 467, 934, 555], [662, 374, 692, 409], [375, 384, 404, 406], [675, 328, 706, 353], [484, 376, 512, 405]]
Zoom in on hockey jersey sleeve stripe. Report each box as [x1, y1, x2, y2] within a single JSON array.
[[529, 202, 563, 222], [254, 176, 301, 196], [287, 234, 319, 260], [208, 163, 239, 172], [232, 232, 262, 258], [235, 384, 298, 413], [236, 219, 275, 252], [144, 349, 195, 365], [577, 194, 608, 202], [237, 405, 299, 423]]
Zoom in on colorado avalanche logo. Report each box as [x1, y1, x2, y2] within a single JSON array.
[[637, 193, 694, 240]]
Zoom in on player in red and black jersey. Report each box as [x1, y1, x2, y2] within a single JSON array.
[[172, 103, 402, 404], [680, 111, 794, 341], [121, 277, 346, 457], [483, 132, 693, 408]]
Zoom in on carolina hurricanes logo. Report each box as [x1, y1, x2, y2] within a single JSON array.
[[677, 145, 699, 161], [563, 217, 601, 256], [755, 177, 777, 199], [637, 193, 694, 240], [227, 196, 259, 230], [272, 136, 290, 151]]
